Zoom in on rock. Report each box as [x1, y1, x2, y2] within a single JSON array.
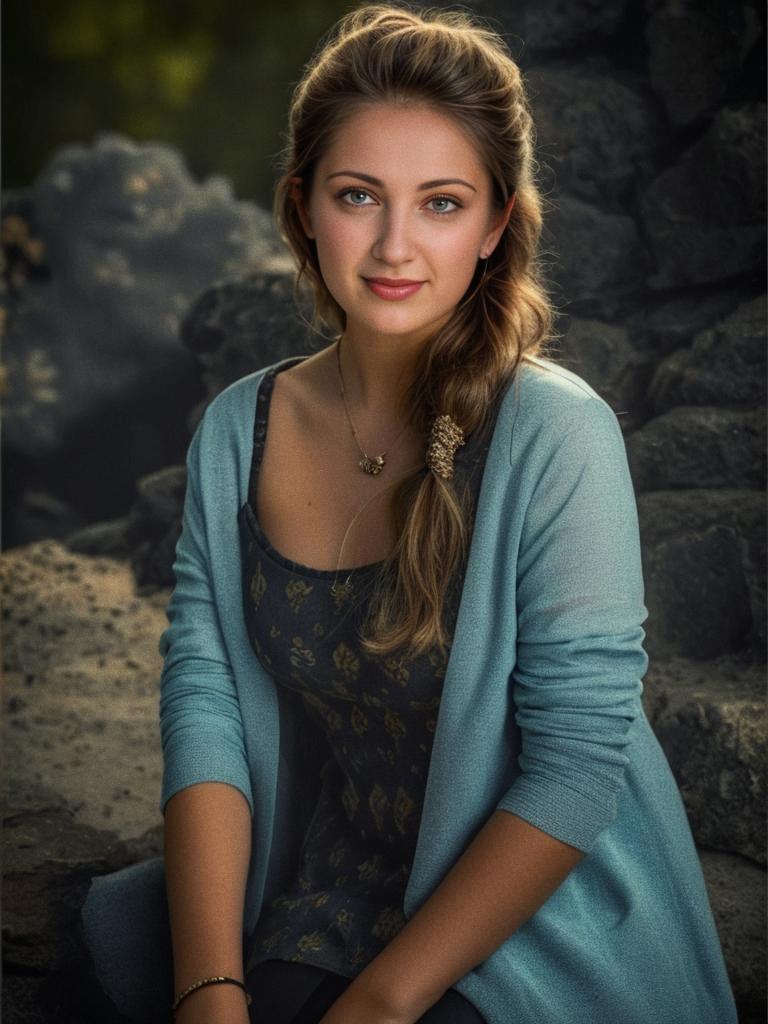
[[642, 524, 753, 659], [646, 0, 762, 125], [550, 316, 655, 430], [65, 517, 133, 560], [648, 294, 767, 412], [2, 793, 160, 1024], [526, 58, 663, 206], [124, 466, 187, 593], [1, 540, 169, 843], [637, 489, 766, 655], [626, 405, 766, 491], [640, 101, 766, 289], [3, 802, 137, 973], [641, 655, 765, 864], [542, 193, 650, 318], [1, 539, 170, 1021], [624, 286, 758, 356], [65, 466, 187, 596], [699, 850, 767, 1023], [482, 0, 633, 56], [2, 486, 81, 549], [179, 268, 316, 415], [2, 132, 287, 547]]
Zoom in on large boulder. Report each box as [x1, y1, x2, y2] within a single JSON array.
[[1, 540, 169, 1022], [526, 58, 663, 207], [642, 654, 766, 865], [541, 193, 651, 318], [638, 488, 765, 659], [551, 315, 654, 430], [1, 541, 168, 842], [626, 405, 766, 491], [646, 0, 762, 126], [2, 132, 288, 546], [648, 294, 766, 413], [639, 102, 766, 290]]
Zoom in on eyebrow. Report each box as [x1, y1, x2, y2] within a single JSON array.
[[325, 170, 477, 193]]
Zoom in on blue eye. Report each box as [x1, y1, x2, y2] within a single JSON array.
[[339, 188, 373, 206], [428, 195, 460, 215]]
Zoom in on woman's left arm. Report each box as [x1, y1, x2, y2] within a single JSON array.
[[321, 397, 648, 1023], [320, 810, 585, 1023]]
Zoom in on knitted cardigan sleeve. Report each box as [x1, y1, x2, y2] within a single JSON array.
[[495, 395, 649, 853], [157, 407, 254, 818]]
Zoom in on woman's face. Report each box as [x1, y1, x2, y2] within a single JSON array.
[[293, 102, 514, 351]]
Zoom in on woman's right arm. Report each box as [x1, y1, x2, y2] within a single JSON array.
[[158, 406, 257, 1023], [164, 782, 252, 1024]]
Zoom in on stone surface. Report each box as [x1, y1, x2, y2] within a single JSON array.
[[641, 654, 766, 865], [637, 488, 766, 656], [648, 293, 767, 412], [550, 315, 654, 430], [1, 133, 289, 546], [626, 405, 766, 491], [179, 268, 316, 416], [640, 102, 766, 289], [699, 850, 767, 1024], [1, 540, 168, 843], [64, 516, 133, 561], [646, 0, 762, 125], [482, 0, 633, 56], [624, 286, 759, 356], [642, 523, 754, 659], [526, 58, 662, 206], [541, 192, 651, 318], [124, 466, 187, 594]]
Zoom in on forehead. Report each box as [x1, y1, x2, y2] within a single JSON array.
[[317, 102, 487, 180]]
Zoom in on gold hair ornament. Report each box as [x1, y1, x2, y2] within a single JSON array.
[[426, 414, 465, 480]]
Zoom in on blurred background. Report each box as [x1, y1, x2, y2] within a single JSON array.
[[2, 3, 766, 1022], [5, 0, 356, 205]]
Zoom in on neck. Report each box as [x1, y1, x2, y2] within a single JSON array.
[[336, 333, 424, 426]]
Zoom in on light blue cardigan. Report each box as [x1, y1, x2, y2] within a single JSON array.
[[81, 354, 737, 1024]]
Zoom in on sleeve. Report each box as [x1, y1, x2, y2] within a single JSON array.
[[494, 396, 649, 853], [157, 410, 254, 818]]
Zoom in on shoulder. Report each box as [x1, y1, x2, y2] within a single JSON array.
[[194, 354, 311, 441], [199, 350, 327, 430], [516, 354, 609, 412], [508, 355, 623, 454]]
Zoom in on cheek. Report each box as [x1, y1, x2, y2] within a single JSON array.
[[438, 232, 483, 287], [313, 211, 363, 268]]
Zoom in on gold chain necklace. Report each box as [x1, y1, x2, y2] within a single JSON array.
[[336, 336, 413, 475], [330, 481, 399, 597]]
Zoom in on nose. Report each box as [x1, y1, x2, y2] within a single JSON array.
[[371, 205, 415, 267]]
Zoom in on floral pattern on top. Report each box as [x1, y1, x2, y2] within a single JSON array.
[[237, 357, 500, 981]]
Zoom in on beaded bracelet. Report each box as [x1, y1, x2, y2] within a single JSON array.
[[172, 975, 252, 1016]]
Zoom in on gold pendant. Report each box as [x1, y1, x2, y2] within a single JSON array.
[[359, 454, 385, 475], [331, 575, 354, 598]]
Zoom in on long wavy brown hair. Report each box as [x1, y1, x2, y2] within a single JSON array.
[[272, 2, 559, 661]]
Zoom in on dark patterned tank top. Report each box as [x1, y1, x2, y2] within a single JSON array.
[[237, 354, 502, 980]]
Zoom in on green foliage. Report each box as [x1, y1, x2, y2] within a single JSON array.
[[4, 0, 353, 206]]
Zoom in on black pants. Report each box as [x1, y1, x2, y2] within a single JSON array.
[[247, 958, 486, 1024]]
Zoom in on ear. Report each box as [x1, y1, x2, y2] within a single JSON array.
[[479, 192, 516, 259], [289, 176, 315, 240]]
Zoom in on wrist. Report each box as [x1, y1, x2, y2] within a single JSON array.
[[334, 971, 414, 1023], [173, 976, 250, 1023]]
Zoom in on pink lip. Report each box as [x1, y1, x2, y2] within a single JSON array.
[[364, 277, 425, 300]]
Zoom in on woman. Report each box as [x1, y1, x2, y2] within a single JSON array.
[[80, 4, 738, 1023]]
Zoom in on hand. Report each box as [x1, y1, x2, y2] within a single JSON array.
[[316, 980, 411, 1024]]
